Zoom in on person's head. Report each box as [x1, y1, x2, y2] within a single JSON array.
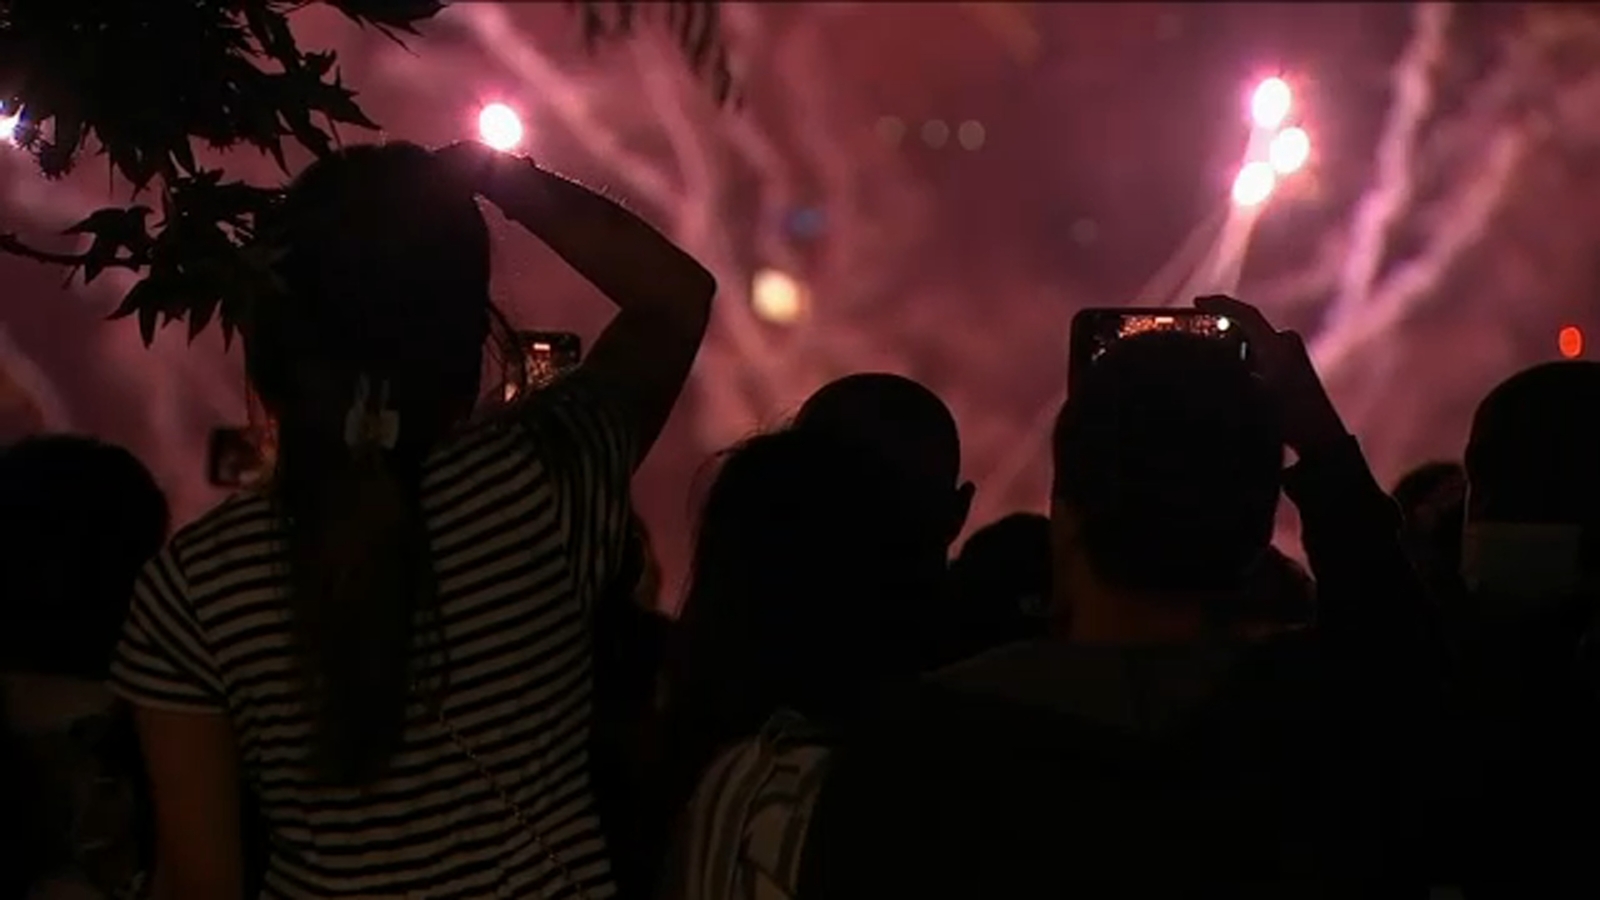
[[948, 513, 1053, 658], [672, 429, 944, 741], [793, 373, 974, 549], [1392, 461, 1468, 602], [0, 435, 168, 678], [1463, 362, 1600, 598], [242, 141, 506, 784], [246, 141, 496, 437], [1052, 332, 1283, 641]]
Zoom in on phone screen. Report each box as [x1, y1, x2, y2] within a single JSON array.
[[506, 331, 583, 401], [1068, 308, 1248, 392], [207, 427, 269, 489]]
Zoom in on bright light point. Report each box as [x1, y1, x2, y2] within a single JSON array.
[[1216, 317, 1232, 332], [0, 111, 18, 144], [477, 103, 524, 152], [1251, 77, 1292, 130], [1269, 126, 1311, 175], [752, 268, 806, 325], [1232, 161, 1277, 208], [1559, 325, 1584, 359]]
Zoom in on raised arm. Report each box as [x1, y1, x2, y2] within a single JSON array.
[[441, 143, 717, 467]]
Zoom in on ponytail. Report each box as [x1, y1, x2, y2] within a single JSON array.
[[275, 415, 440, 786], [245, 141, 499, 785]]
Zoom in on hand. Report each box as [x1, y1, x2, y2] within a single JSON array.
[[432, 140, 508, 197], [1195, 295, 1349, 454]]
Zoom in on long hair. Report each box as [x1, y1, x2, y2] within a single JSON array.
[[243, 142, 509, 784], [659, 429, 944, 817]]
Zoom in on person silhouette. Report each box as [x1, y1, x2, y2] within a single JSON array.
[[109, 141, 715, 899]]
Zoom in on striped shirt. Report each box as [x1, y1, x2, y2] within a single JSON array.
[[671, 711, 832, 900], [109, 373, 636, 899]]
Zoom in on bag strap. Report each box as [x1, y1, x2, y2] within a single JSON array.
[[433, 703, 596, 900]]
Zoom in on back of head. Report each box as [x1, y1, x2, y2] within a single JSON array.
[[795, 372, 963, 494], [677, 429, 940, 730], [1054, 332, 1282, 595], [1393, 461, 1467, 521], [242, 142, 498, 784], [1392, 461, 1468, 602], [0, 435, 168, 678], [1464, 361, 1600, 594], [949, 513, 1053, 653], [1467, 362, 1600, 525], [248, 141, 494, 436]]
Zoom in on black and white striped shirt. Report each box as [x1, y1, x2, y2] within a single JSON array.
[[110, 374, 636, 899]]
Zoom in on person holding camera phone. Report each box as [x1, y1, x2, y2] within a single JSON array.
[[802, 296, 1438, 898], [108, 141, 714, 900]]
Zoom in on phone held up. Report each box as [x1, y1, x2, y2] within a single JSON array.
[[505, 330, 583, 402], [1068, 308, 1250, 393], [209, 332, 584, 488], [207, 426, 270, 489]]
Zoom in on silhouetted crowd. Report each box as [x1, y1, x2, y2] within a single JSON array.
[[3, 142, 1598, 899]]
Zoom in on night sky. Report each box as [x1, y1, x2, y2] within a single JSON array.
[[2, 2, 1597, 594]]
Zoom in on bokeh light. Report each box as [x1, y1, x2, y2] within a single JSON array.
[[751, 268, 806, 325], [477, 103, 524, 151], [921, 119, 951, 149], [1250, 77, 1292, 129], [1231, 161, 1278, 207], [1269, 126, 1311, 174], [1559, 325, 1584, 359], [958, 120, 987, 150], [875, 115, 906, 146]]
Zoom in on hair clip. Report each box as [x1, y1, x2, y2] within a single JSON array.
[[343, 374, 400, 450]]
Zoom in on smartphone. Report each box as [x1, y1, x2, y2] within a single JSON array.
[[207, 427, 268, 488], [1068, 308, 1249, 392], [506, 331, 583, 401]]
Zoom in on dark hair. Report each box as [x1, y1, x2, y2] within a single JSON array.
[[243, 142, 504, 784], [1391, 461, 1468, 601], [1053, 332, 1282, 594], [0, 435, 168, 678], [1393, 461, 1466, 521], [949, 513, 1052, 654], [794, 373, 963, 491], [662, 429, 943, 814], [1466, 361, 1600, 526]]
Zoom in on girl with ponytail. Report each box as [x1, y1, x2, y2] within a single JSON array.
[[110, 141, 715, 899]]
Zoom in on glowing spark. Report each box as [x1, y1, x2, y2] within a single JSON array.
[[1269, 126, 1311, 174], [1251, 77, 1292, 130], [477, 103, 524, 151], [0, 110, 19, 144], [1231, 161, 1277, 208], [751, 268, 806, 325], [1559, 326, 1584, 359]]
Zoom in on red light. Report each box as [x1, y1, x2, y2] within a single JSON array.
[[1559, 326, 1584, 359]]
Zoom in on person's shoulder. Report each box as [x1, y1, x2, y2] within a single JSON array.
[[162, 491, 278, 586]]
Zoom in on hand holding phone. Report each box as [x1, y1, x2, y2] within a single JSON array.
[[505, 331, 583, 401], [1193, 296, 1347, 453], [1068, 307, 1249, 393]]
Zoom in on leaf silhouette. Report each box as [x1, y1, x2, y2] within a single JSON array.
[[0, 0, 734, 344]]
